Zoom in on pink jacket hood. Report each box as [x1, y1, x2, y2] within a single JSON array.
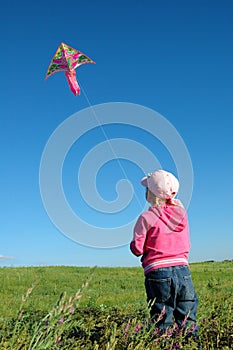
[[149, 204, 187, 232]]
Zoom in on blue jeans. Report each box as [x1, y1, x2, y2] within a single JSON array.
[[145, 265, 198, 331]]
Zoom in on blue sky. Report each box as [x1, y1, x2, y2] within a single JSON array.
[[1, 0, 232, 267]]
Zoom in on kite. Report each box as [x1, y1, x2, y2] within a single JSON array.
[[45, 42, 95, 96]]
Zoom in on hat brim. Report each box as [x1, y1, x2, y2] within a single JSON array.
[[141, 176, 148, 187]]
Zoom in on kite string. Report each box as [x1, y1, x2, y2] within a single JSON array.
[[78, 81, 144, 211]]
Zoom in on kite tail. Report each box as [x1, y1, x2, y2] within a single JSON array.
[[65, 69, 80, 96]]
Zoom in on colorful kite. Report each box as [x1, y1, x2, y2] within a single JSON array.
[[45, 42, 95, 95]]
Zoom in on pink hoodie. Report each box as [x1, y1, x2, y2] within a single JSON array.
[[130, 204, 190, 275]]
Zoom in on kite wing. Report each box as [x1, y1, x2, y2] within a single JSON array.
[[45, 42, 95, 95]]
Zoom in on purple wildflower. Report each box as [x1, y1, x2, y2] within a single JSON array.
[[187, 323, 198, 334], [165, 327, 173, 337], [69, 306, 75, 314], [58, 317, 64, 324], [153, 326, 160, 337], [124, 321, 130, 333], [124, 321, 130, 342], [134, 324, 143, 333], [156, 306, 166, 322], [181, 312, 190, 329]]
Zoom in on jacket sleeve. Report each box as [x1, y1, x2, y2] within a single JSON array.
[[130, 214, 149, 256]]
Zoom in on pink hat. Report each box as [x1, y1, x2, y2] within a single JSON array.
[[141, 170, 179, 200]]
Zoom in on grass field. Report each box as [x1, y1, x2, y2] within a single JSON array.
[[0, 261, 232, 349]]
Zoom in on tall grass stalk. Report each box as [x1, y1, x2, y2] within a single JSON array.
[[28, 267, 96, 349], [10, 281, 38, 350]]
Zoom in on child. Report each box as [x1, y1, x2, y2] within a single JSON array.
[[130, 170, 199, 334]]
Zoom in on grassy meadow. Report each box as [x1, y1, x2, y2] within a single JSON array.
[[0, 261, 232, 349]]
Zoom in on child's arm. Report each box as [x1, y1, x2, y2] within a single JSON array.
[[130, 215, 149, 256]]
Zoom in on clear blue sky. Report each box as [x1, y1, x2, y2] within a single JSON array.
[[1, 0, 232, 267]]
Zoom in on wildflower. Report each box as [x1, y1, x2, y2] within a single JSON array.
[[153, 326, 160, 337], [165, 327, 173, 337], [124, 321, 130, 332], [134, 324, 142, 333], [69, 306, 75, 314], [58, 317, 64, 324], [181, 312, 190, 329], [187, 322, 198, 334], [156, 306, 166, 323], [124, 321, 130, 342], [173, 323, 182, 335]]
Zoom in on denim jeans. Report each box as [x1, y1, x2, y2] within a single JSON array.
[[145, 265, 198, 331]]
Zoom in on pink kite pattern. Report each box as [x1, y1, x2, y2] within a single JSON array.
[[45, 42, 95, 95]]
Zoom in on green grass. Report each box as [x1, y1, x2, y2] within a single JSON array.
[[0, 266, 145, 318], [0, 261, 232, 349]]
